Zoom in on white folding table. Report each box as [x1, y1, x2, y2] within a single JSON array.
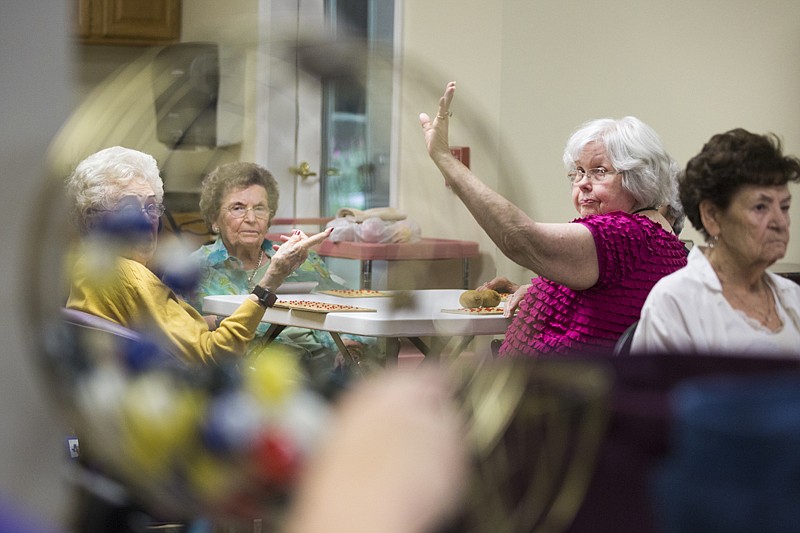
[[203, 289, 511, 363]]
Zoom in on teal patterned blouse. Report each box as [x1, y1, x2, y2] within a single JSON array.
[[183, 237, 353, 357]]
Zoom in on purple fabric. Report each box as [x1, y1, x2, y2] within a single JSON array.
[[563, 353, 800, 533], [0, 494, 62, 533], [499, 212, 687, 357]]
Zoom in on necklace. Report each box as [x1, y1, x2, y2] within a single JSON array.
[[246, 249, 265, 290], [630, 205, 657, 215], [709, 251, 779, 330], [723, 277, 778, 330]]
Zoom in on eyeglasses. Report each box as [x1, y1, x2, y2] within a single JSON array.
[[108, 201, 165, 221], [568, 167, 619, 185], [225, 204, 270, 220]]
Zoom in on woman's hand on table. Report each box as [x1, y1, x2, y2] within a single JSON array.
[[477, 276, 520, 295], [477, 277, 526, 317], [504, 283, 530, 318]]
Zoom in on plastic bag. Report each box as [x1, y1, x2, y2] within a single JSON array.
[[326, 216, 358, 243], [355, 217, 421, 244], [326, 215, 422, 244]]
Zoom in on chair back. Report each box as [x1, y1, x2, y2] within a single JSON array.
[[59, 308, 183, 372], [60, 308, 142, 341], [612, 320, 638, 356]]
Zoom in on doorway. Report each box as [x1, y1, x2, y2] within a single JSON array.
[[256, 0, 395, 225]]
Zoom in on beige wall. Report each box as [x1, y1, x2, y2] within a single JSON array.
[[398, 0, 800, 284]]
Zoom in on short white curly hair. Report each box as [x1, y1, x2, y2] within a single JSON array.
[[65, 146, 163, 233], [562, 116, 676, 212]]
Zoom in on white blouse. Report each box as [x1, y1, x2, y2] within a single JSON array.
[[632, 247, 800, 357]]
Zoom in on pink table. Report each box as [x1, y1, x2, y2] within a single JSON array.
[[268, 233, 480, 289]]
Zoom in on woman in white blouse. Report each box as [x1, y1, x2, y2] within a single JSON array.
[[632, 128, 800, 356]]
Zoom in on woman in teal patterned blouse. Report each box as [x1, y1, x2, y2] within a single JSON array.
[[182, 162, 373, 375]]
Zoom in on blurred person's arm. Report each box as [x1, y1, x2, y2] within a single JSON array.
[[284, 369, 468, 533]]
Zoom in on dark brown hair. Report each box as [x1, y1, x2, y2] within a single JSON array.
[[680, 128, 800, 239]]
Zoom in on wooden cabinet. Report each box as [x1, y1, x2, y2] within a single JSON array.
[[77, 0, 181, 46]]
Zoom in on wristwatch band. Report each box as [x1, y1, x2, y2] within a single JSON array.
[[251, 285, 278, 308]]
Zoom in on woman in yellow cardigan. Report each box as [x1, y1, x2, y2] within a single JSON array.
[[65, 146, 331, 365]]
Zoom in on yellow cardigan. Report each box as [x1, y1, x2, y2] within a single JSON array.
[[67, 254, 265, 365]]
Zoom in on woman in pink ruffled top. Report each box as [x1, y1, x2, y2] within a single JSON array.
[[420, 82, 687, 356]]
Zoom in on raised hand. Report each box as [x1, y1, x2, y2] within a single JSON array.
[[419, 81, 456, 164], [259, 227, 333, 289]]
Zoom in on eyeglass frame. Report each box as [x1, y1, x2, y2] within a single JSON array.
[[98, 201, 166, 221], [567, 167, 621, 185], [224, 204, 271, 220]]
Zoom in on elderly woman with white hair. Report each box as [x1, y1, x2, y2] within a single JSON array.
[[421, 82, 688, 356], [64, 146, 331, 365]]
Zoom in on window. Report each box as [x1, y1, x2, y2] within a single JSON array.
[[321, 0, 394, 216]]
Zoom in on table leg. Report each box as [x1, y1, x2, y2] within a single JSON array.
[[409, 335, 474, 361], [327, 332, 361, 371], [264, 323, 286, 342], [429, 337, 452, 359], [361, 259, 372, 289], [408, 336, 432, 357], [408, 336, 455, 361], [449, 335, 475, 358], [384, 337, 401, 366]]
